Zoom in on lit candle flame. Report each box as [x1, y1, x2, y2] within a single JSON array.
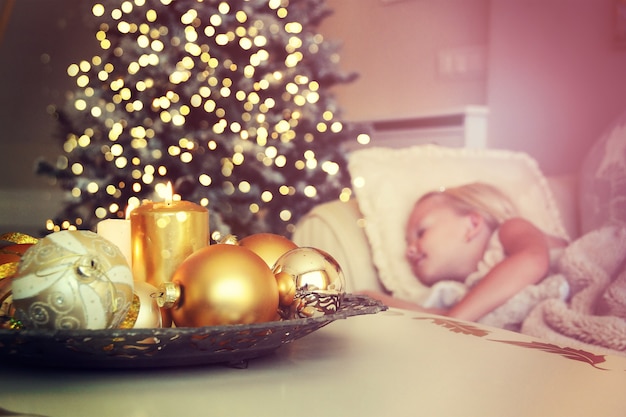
[[164, 181, 173, 205], [155, 182, 175, 204]]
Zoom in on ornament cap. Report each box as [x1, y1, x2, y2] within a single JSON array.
[[157, 282, 181, 309], [219, 234, 239, 245]]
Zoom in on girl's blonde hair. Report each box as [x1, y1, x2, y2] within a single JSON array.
[[418, 182, 518, 230]]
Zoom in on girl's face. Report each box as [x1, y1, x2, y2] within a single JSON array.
[[405, 195, 482, 286]]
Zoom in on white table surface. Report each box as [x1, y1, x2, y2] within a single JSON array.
[[1, 308, 626, 417]]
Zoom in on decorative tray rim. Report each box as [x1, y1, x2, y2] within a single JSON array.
[[0, 294, 386, 369]]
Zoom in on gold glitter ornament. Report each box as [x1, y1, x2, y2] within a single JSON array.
[[11, 230, 134, 330], [160, 243, 279, 327], [272, 247, 345, 319], [0, 232, 39, 245], [0, 237, 36, 322], [0, 243, 35, 280], [119, 281, 163, 329]]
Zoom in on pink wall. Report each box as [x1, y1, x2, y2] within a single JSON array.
[[3, 0, 626, 191], [487, 0, 626, 175], [322, 0, 626, 175], [321, 0, 489, 121]]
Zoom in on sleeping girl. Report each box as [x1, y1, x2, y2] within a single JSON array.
[[363, 182, 570, 330]]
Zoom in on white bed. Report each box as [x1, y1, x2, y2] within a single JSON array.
[[292, 107, 626, 356]]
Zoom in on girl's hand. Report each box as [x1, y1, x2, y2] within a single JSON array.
[[446, 217, 551, 322]]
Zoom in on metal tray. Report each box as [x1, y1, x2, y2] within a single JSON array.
[[0, 294, 386, 369]]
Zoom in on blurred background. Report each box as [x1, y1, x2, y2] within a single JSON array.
[[1, 0, 626, 234]]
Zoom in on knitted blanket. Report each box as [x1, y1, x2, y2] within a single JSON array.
[[521, 225, 626, 356]]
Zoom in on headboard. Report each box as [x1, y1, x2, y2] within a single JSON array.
[[344, 105, 488, 151]]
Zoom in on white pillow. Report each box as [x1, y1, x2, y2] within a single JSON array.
[[348, 145, 569, 302]]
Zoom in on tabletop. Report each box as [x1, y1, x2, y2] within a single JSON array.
[[1, 308, 626, 417]]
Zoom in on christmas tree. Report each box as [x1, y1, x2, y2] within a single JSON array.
[[39, 0, 364, 239]]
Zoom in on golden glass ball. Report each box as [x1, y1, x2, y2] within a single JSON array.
[[169, 244, 279, 327], [272, 247, 345, 319], [238, 233, 298, 269], [275, 270, 296, 306]]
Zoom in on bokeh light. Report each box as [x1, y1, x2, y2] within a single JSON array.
[[44, 0, 362, 236]]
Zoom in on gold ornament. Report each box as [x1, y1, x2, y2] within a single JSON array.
[[162, 244, 279, 327], [275, 270, 296, 306], [0, 232, 39, 245], [119, 281, 163, 329], [161, 306, 173, 328], [0, 276, 15, 329], [272, 247, 345, 319], [118, 293, 141, 329], [239, 233, 299, 307], [0, 236, 36, 323], [11, 230, 134, 330], [238, 233, 298, 268], [0, 242, 35, 285]]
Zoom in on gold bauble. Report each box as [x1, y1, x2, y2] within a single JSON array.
[[0, 243, 34, 268], [0, 240, 35, 324], [272, 247, 346, 319], [239, 233, 298, 308], [161, 307, 173, 328], [167, 244, 279, 327], [275, 271, 296, 306], [238, 233, 298, 269], [0, 276, 15, 329]]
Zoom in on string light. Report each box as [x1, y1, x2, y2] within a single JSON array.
[[44, 0, 359, 235]]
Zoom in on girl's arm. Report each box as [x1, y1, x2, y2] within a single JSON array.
[[445, 217, 551, 322]]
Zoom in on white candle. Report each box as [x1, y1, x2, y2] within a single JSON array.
[[97, 218, 132, 266]]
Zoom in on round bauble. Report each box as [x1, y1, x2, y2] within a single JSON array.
[[119, 281, 163, 329], [275, 270, 296, 306], [1, 242, 35, 326], [11, 230, 134, 330], [0, 243, 35, 293], [0, 275, 15, 329], [0, 243, 34, 267], [238, 233, 298, 269], [167, 244, 279, 327], [272, 247, 345, 319]]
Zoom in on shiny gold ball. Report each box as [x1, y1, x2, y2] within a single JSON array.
[[275, 271, 296, 306], [272, 247, 345, 319], [169, 244, 279, 327], [238, 233, 298, 269]]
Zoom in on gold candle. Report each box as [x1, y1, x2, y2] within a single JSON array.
[[130, 185, 209, 287]]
